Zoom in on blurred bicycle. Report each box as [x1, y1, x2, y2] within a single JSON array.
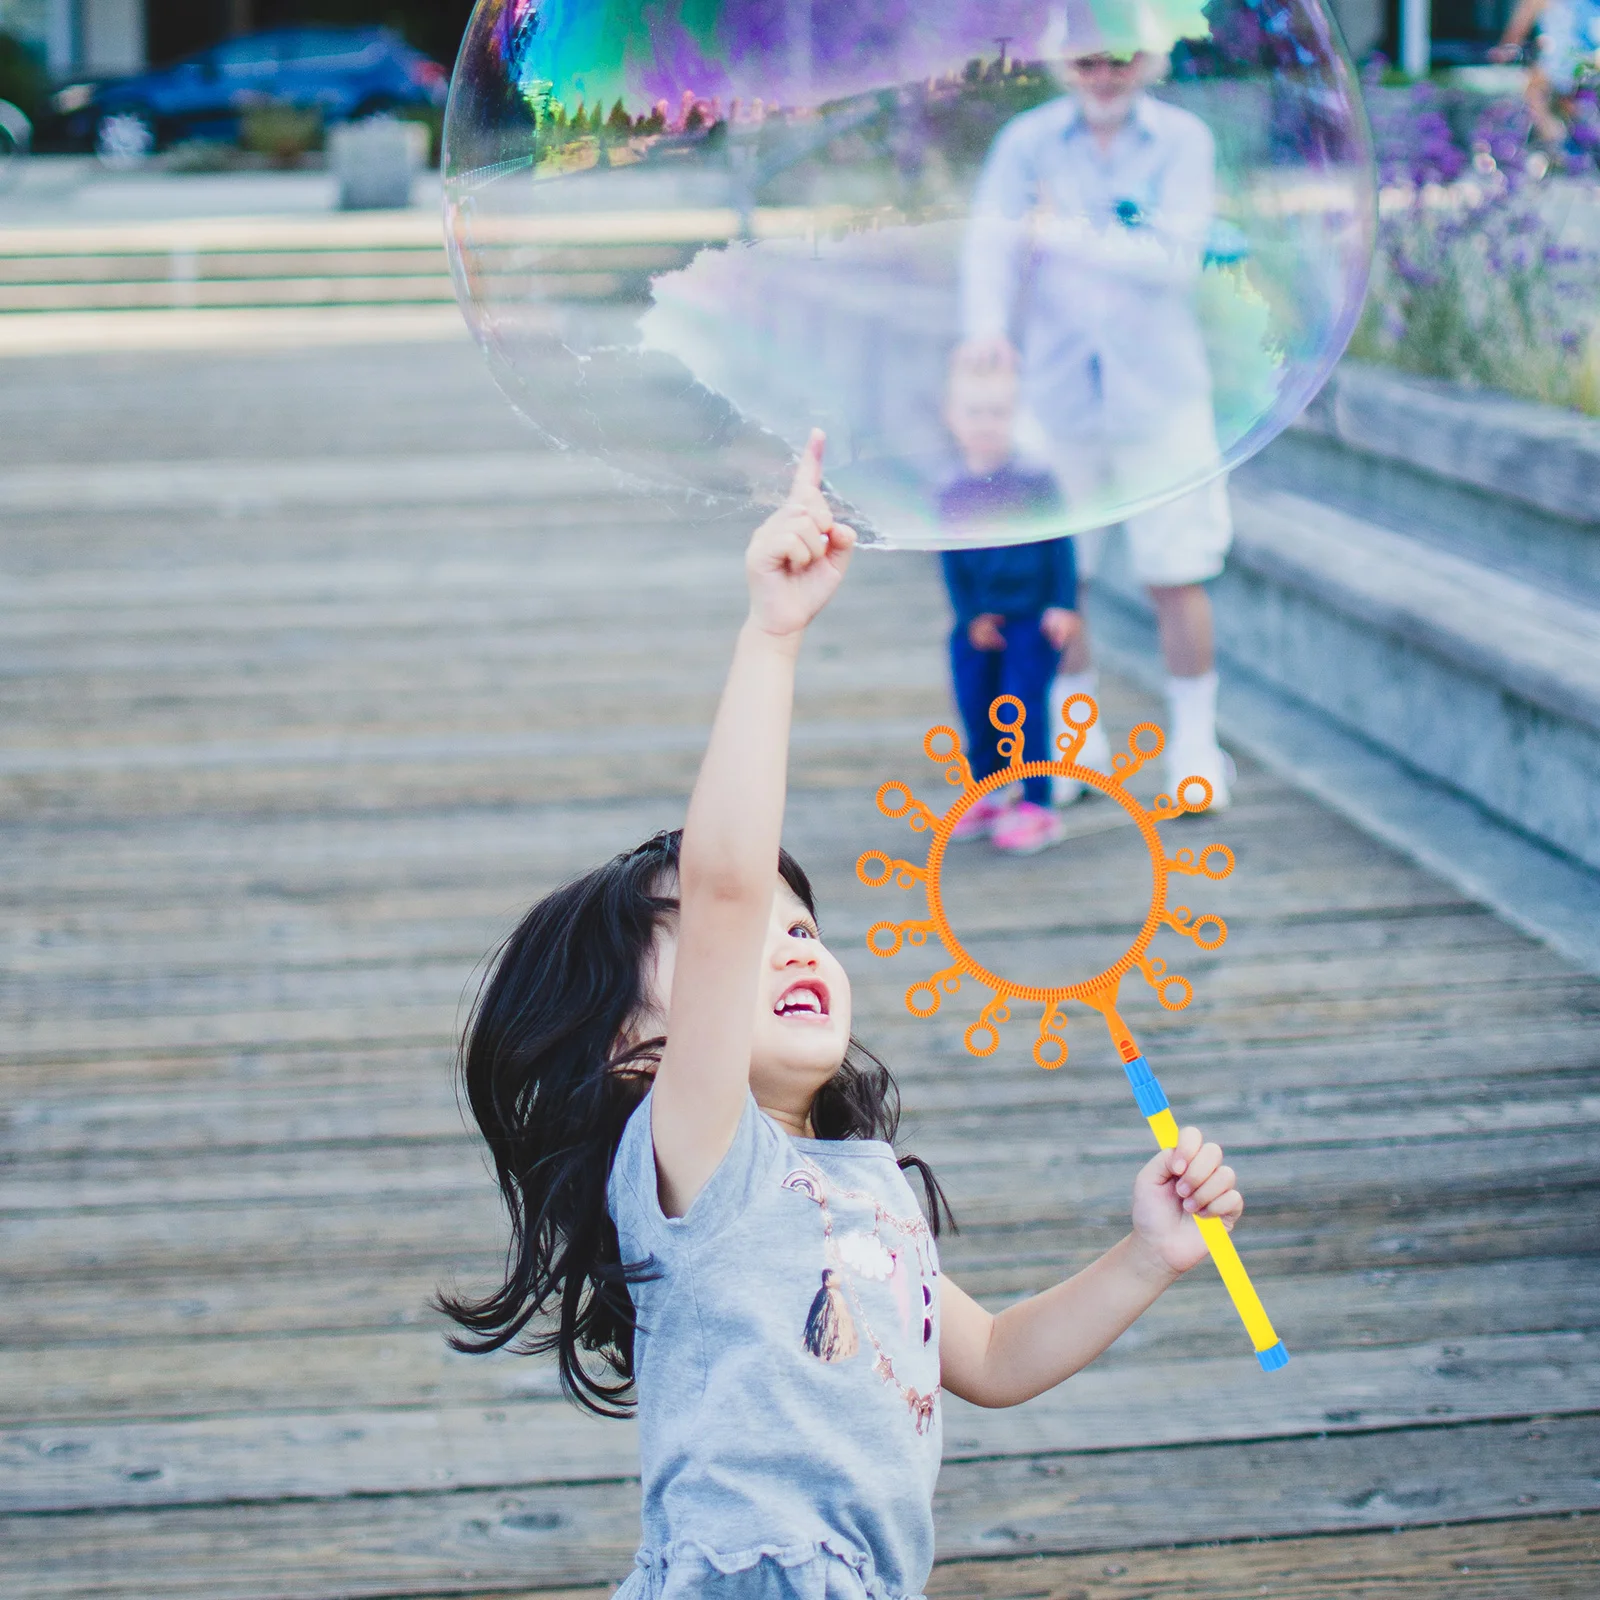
[[0, 96, 30, 188]]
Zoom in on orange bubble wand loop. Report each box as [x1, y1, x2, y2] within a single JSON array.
[[857, 694, 1287, 1372]]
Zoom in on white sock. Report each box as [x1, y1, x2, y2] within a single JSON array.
[[1053, 669, 1098, 705], [1166, 670, 1219, 753], [1051, 670, 1112, 773]]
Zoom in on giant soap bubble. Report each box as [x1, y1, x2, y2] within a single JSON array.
[[444, 0, 1375, 547]]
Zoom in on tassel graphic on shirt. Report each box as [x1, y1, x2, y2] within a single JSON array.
[[803, 1269, 858, 1362]]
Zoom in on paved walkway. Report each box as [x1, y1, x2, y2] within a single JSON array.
[[1, 340, 1597, 1597]]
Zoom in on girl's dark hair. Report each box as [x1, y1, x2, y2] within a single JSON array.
[[436, 828, 953, 1416]]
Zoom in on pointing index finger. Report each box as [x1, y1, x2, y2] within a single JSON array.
[[789, 429, 826, 502]]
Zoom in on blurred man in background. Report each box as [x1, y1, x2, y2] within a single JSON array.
[[959, 0, 1234, 806]]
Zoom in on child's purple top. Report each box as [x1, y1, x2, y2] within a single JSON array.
[[937, 463, 1077, 626]]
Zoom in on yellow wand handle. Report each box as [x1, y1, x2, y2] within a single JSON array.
[[1104, 1010, 1288, 1372]]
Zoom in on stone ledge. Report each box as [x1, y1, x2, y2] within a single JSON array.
[[1087, 593, 1600, 980], [1092, 482, 1600, 873], [1303, 363, 1600, 529], [1230, 487, 1600, 738]]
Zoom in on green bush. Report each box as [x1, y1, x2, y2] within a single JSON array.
[[0, 29, 48, 124], [239, 102, 324, 165], [162, 139, 243, 174], [394, 104, 443, 166]]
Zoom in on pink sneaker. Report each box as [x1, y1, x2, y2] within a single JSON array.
[[992, 800, 1064, 855], [950, 790, 1012, 842]]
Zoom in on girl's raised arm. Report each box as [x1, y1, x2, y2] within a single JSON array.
[[651, 432, 854, 1217]]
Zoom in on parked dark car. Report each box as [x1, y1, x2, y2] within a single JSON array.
[[47, 27, 448, 165]]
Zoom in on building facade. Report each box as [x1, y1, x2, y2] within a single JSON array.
[[0, 0, 1518, 98], [1, 0, 144, 75]]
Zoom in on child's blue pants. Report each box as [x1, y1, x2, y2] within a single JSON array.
[[949, 618, 1058, 806]]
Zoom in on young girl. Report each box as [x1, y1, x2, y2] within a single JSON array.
[[441, 432, 1246, 1599]]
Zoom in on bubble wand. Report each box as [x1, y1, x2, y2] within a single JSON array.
[[857, 693, 1288, 1372]]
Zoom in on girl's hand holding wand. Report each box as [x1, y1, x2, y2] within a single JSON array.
[[939, 1129, 1245, 1407], [1133, 1124, 1244, 1274]]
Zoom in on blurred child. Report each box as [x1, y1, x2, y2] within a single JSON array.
[[939, 360, 1081, 854]]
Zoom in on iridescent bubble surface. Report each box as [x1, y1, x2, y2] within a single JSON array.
[[444, 0, 1376, 548]]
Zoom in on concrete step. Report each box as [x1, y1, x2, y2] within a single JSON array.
[[0, 212, 734, 315], [1095, 481, 1600, 876], [1089, 588, 1600, 979], [0, 248, 448, 283], [0, 276, 455, 312], [1250, 363, 1600, 607]]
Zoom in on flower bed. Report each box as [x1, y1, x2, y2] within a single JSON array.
[[1350, 74, 1600, 415]]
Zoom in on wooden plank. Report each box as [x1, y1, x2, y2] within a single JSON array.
[[925, 1514, 1600, 1600], [2, 1008, 1594, 1138], [0, 746, 896, 831], [4, 948, 1592, 1070], [1, 1083, 468, 1158], [939, 1190, 1600, 1287], [0, 1265, 454, 1346], [900, 1035, 1600, 1111], [3, 1145, 1587, 1292], [11, 929, 1575, 1054], [0, 832, 1505, 964], [7, 1067, 1597, 1165], [0, 796, 1425, 904], [4, 1332, 1595, 1514], [0, 1416, 1595, 1597], [6, 1188, 1592, 1304], [0, 1197, 501, 1282], [4, 1122, 1592, 1222], [939, 1201, 1600, 1289], [5, 1255, 1595, 1368], [4, 1010, 1590, 1109], [0, 1040, 459, 1098], [93, 1518, 1596, 1600], [0, 896, 1529, 992], [930, 1416, 1600, 1561], [0, 863, 1495, 982], [0, 832, 1569, 982], [0, 802, 678, 910], [0, 900, 1556, 1021], [5, 1003, 1582, 1094], [0, 1399, 635, 1514], [0, 344, 531, 472], [932, 1130, 1600, 1223], [0, 1328, 570, 1424]]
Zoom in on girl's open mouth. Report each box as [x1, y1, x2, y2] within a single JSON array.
[[774, 980, 830, 1019]]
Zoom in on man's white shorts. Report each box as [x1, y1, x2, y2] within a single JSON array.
[[1020, 403, 1234, 588]]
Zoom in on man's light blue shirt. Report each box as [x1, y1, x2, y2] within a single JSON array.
[[961, 92, 1217, 442]]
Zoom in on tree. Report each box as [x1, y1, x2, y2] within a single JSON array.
[[0, 31, 47, 124]]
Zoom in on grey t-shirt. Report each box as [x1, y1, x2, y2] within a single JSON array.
[[607, 1089, 943, 1599]]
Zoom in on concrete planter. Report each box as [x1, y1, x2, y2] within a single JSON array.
[[328, 117, 428, 212]]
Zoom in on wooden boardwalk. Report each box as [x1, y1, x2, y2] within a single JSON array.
[[3, 336, 1598, 1599]]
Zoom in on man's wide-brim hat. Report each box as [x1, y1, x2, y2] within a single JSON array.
[[1040, 0, 1214, 60]]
